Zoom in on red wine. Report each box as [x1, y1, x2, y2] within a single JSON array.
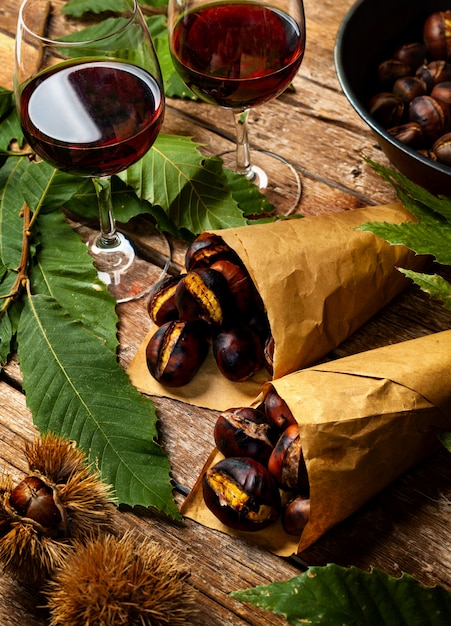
[[171, 2, 304, 109], [20, 61, 164, 177]]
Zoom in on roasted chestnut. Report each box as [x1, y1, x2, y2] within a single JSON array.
[[263, 335, 275, 375], [387, 122, 424, 148], [393, 42, 427, 72], [268, 424, 309, 492], [213, 323, 263, 382], [281, 495, 310, 536], [263, 386, 297, 431], [432, 132, 451, 165], [147, 275, 183, 326], [368, 92, 404, 128], [423, 11, 451, 61], [377, 59, 411, 86], [185, 232, 240, 271], [408, 95, 448, 143], [202, 457, 281, 531], [146, 320, 209, 387], [393, 76, 426, 103], [175, 268, 230, 326], [210, 259, 254, 317], [431, 81, 451, 113], [214, 407, 275, 463]]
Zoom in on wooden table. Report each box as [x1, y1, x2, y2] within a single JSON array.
[[1, 1, 450, 624]]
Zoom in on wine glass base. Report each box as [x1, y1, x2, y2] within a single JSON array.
[[89, 230, 171, 304], [219, 149, 302, 216]]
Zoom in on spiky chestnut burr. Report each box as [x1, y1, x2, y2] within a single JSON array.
[[0, 433, 116, 587], [45, 531, 198, 626]]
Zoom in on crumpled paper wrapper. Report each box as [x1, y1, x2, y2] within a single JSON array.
[[181, 330, 451, 556], [128, 203, 427, 410]]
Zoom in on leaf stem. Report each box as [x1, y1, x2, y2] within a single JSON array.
[[0, 203, 32, 311]]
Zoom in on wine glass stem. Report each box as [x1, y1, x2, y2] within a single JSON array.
[[232, 108, 254, 181], [93, 176, 121, 249]]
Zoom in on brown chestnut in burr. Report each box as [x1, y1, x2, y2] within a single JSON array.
[[175, 267, 230, 326], [146, 320, 209, 387], [214, 407, 275, 463], [408, 95, 448, 143], [9, 475, 66, 533], [263, 385, 297, 431], [147, 275, 183, 326], [213, 323, 263, 382], [268, 424, 309, 492], [432, 132, 451, 165], [281, 495, 310, 536], [423, 11, 451, 61], [202, 457, 281, 531]]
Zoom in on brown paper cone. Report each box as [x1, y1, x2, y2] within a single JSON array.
[[181, 331, 451, 556], [128, 203, 427, 410]]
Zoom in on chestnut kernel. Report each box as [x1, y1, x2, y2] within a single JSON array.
[[175, 268, 230, 326], [213, 323, 263, 382], [268, 424, 309, 492], [147, 275, 183, 326], [146, 320, 209, 387], [202, 457, 281, 531], [214, 407, 275, 463], [281, 495, 310, 536]]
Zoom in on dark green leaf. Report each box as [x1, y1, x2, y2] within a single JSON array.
[[0, 88, 14, 121], [31, 210, 118, 351], [361, 160, 451, 306], [0, 157, 29, 270], [20, 161, 89, 213], [438, 431, 451, 451], [119, 135, 249, 234], [0, 108, 24, 153], [18, 291, 180, 517], [231, 564, 451, 626], [399, 270, 451, 311]]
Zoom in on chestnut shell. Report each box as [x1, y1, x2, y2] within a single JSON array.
[[214, 407, 275, 463], [145, 320, 209, 387]]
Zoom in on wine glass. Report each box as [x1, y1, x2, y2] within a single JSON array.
[[168, 0, 306, 215], [14, 0, 170, 302]]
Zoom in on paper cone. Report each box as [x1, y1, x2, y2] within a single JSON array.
[[181, 331, 451, 556], [128, 203, 428, 410]]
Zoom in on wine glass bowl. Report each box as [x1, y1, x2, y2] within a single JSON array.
[[168, 0, 306, 215], [15, 0, 169, 302]]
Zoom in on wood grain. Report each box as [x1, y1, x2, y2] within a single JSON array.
[[0, 0, 450, 624]]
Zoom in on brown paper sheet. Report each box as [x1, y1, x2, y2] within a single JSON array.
[[181, 331, 451, 556], [128, 203, 427, 410]]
